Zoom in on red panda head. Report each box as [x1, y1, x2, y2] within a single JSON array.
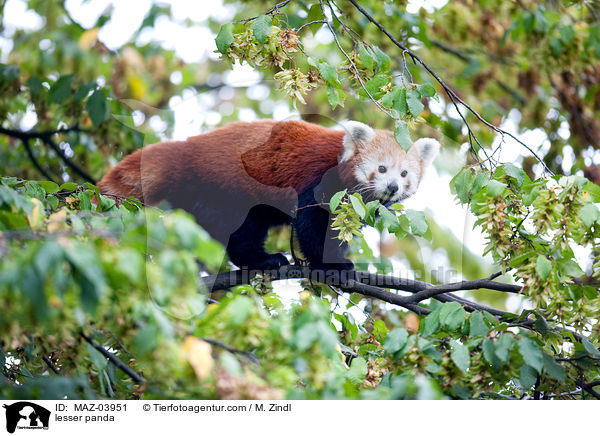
[[340, 121, 440, 205]]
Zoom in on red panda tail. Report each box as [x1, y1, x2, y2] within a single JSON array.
[[97, 149, 146, 202]]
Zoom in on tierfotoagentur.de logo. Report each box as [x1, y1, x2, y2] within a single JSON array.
[[2, 402, 50, 434]]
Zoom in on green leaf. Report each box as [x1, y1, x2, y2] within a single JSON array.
[[228, 297, 253, 326], [518, 337, 543, 373], [394, 120, 412, 151], [450, 340, 470, 373], [251, 15, 273, 43], [221, 352, 243, 377], [421, 307, 441, 336], [380, 87, 399, 108], [406, 209, 428, 236], [522, 185, 540, 206], [580, 203, 599, 227], [0, 64, 19, 81], [557, 259, 583, 278], [384, 327, 408, 355], [305, 4, 324, 35], [59, 182, 78, 191], [440, 302, 466, 331], [542, 353, 565, 382], [326, 85, 345, 109], [346, 357, 368, 385], [26, 76, 44, 96], [78, 190, 92, 210], [468, 312, 489, 337], [451, 169, 474, 203], [87, 89, 109, 127], [393, 87, 408, 116], [37, 180, 59, 194], [133, 324, 160, 356], [329, 189, 346, 212], [296, 323, 318, 351], [372, 319, 389, 341], [73, 82, 96, 101], [394, 214, 410, 239], [406, 89, 424, 117], [581, 337, 600, 358], [482, 338, 502, 371], [87, 343, 107, 372], [215, 23, 234, 54], [48, 75, 74, 104], [317, 61, 340, 86], [503, 163, 525, 187], [372, 46, 390, 72], [583, 182, 600, 202], [486, 180, 507, 196], [559, 26, 575, 45], [358, 43, 375, 70], [378, 205, 398, 231], [495, 334, 514, 363], [549, 36, 563, 56], [536, 255, 552, 280], [361, 74, 389, 99], [417, 83, 435, 97], [519, 364, 537, 390], [349, 194, 367, 219], [472, 171, 490, 194]]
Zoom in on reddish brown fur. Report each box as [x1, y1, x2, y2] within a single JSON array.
[[98, 120, 348, 205]]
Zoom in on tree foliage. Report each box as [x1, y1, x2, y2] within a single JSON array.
[[0, 0, 599, 400]]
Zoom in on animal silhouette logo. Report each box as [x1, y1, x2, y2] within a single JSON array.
[[2, 402, 50, 433]]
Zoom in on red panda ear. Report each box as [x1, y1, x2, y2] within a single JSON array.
[[413, 138, 441, 166], [340, 121, 375, 162]]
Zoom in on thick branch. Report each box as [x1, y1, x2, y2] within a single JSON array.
[[200, 265, 521, 317]]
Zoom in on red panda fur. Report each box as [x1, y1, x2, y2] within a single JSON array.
[[97, 119, 441, 272], [98, 120, 351, 206]]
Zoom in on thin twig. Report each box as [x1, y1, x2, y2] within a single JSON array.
[[347, 0, 553, 175], [234, 0, 293, 23], [319, 0, 393, 117], [42, 356, 60, 374], [201, 338, 260, 365], [22, 138, 58, 183]]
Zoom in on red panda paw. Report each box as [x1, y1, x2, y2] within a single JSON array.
[[250, 253, 290, 271]]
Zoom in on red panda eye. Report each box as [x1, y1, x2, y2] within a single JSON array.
[[378, 165, 387, 173], [401, 170, 408, 177]]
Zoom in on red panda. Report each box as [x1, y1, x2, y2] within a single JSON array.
[[98, 119, 439, 272]]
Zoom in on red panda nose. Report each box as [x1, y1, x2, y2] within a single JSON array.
[[387, 182, 399, 194]]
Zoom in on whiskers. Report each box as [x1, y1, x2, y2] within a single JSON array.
[[351, 181, 378, 198]]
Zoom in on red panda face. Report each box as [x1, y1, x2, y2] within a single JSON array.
[[341, 121, 440, 205]]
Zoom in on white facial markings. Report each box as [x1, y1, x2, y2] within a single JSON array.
[[353, 154, 422, 203], [348, 132, 438, 205]]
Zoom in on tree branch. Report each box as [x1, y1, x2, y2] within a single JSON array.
[[201, 338, 260, 365], [0, 126, 96, 184], [80, 332, 144, 384], [430, 40, 526, 106], [576, 379, 600, 399], [42, 356, 60, 374], [347, 0, 553, 175], [200, 265, 521, 317], [22, 138, 58, 183]]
